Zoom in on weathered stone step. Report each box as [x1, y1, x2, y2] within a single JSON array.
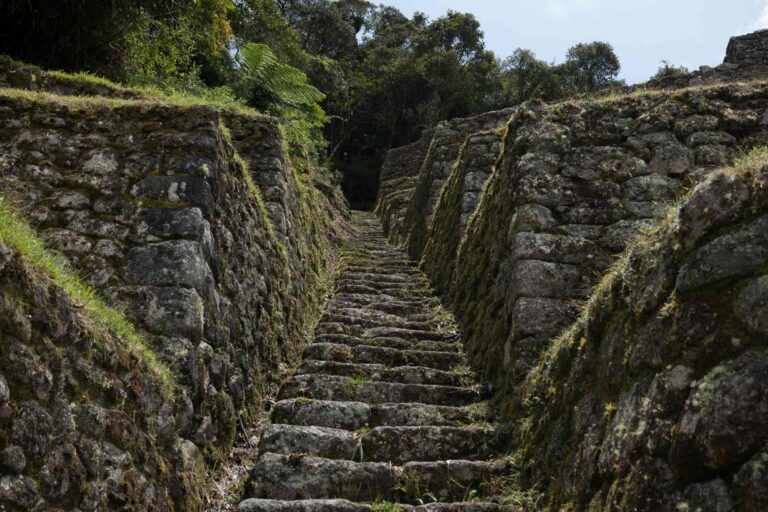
[[314, 333, 460, 353], [260, 424, 495, 463], [364, 327, 457, 342], [259, 424, 358, 459], [278, 374, 481, 406], [321, 312, 432, 331], [327, 301, 433, 320], [271, 399, 491, 430], [317, 322, 453, 339], [336, 283, 432, 298], [399, 460, 507, 503], [244, 453, 398, 501], [336, 278, 428, 293], [303, 343, 464, 371], [333, 293, 438, 309], [342, 272, 418, 284], [342, 265, 421, 276], [360, 426, 496, 463], [400, 504, 511, 511], [238, 499, 369, 512], [244, 453, 506, 502], [297, 361, 468, 386], [237, 500, 513, 512]]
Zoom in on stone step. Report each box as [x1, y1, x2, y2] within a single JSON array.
[[271, 399, 492, 430], [363, 327, 457, 342], [327, 301, 433, 320], [399, 460, 507, 503], [342, 272, 416, 284], [237, 500, 514, 512], [238, 499, 370, 512], [244, 453, 398, 502], [360, 426, 496, 463], [260, 424, 495, 463], [278, 374, 481, 406], [244, 453, 506, 503], [297, 361, 469, 387], [314, 333, 461, 353], [336, 283, 433, 298], [342, 265, 421, 276], [400, 504, 511, 511], [320, 312, 432, 331], [259, 424, 359, 460], [303, 343, 464, 371], [367, 301, 434, 317]]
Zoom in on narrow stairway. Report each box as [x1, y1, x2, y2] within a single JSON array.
[[238, 211, 511, 512]]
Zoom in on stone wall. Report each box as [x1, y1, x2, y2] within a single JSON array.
[[377, 78, 768, 506], [725, 29, 768, 66], [420, 129, 504, 296], [517, 158, 768, 509], [0, 231, 198, 511], [374, 128, 434, 239], [396, 108, 515, 259], [0, 89, 347, 509], [451, 82, 768, 395]]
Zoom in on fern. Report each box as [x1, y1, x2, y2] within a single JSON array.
[[240, 42, 325, 117]]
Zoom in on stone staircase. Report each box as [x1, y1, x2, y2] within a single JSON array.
[[238, 211, 514, 512]]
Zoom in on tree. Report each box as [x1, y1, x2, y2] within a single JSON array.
[[0, 0, 234, 86], [500, 49, 560, 104], [564, 41, 621, 92]]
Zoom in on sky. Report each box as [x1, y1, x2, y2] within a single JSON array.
[[386, 0, 768, 84]]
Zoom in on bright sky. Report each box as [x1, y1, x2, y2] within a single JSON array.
[[386, 0, 768, 83]]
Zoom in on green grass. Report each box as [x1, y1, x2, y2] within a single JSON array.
[[0, 79, 260, 119], [0, 197, 175, 395], [371, 500, 400, 512], [1, 54, 258, 117]]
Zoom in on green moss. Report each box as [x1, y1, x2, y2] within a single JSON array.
[[0, 197, 175, 395]]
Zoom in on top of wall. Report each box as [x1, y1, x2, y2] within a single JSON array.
[[725, 29, 768, 66]]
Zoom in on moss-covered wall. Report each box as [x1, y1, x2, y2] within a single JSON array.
[[395, 108, 515, 260], [0, 76, 348, 508], [420, 129, 504, 296], [377, 78, 768, 510], [374, 128, 435, 241], [517, 155, 768, 510], [0, 231, 194, 510]]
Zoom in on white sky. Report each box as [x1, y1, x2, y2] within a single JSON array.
[[386, 0, 768, 83]]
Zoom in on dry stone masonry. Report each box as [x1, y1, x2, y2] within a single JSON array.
[[517, 158, 768, 509], [0, 63, 347, 510], [239, 212, 513, 512], [377, 30, 768, 510]]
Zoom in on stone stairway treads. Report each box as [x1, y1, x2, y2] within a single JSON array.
[[239, 211, 513, 512]]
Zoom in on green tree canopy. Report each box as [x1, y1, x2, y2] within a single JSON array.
[[564, 41, 621, 92]]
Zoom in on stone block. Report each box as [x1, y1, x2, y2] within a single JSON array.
[[512, 259, 583, 298], [513, 232, 597, 264], [131, 176, 213, 212], [511, 297, 580, 337], [123, 240, 212, 293], [676, 215, 768, 293]]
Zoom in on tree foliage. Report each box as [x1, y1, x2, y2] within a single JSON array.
[[564, 41, 621, 92]]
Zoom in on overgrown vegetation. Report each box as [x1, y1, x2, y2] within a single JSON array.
[[0, 197, 176, 394], [0, 0, 624, 207]]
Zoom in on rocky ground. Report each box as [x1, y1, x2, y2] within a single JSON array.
[[235, 211, 524, 512]]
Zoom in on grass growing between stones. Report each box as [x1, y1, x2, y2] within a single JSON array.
[[371, 500, 400, 512], [1, 54, 258, 116], [0, 197, 175, 394]]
